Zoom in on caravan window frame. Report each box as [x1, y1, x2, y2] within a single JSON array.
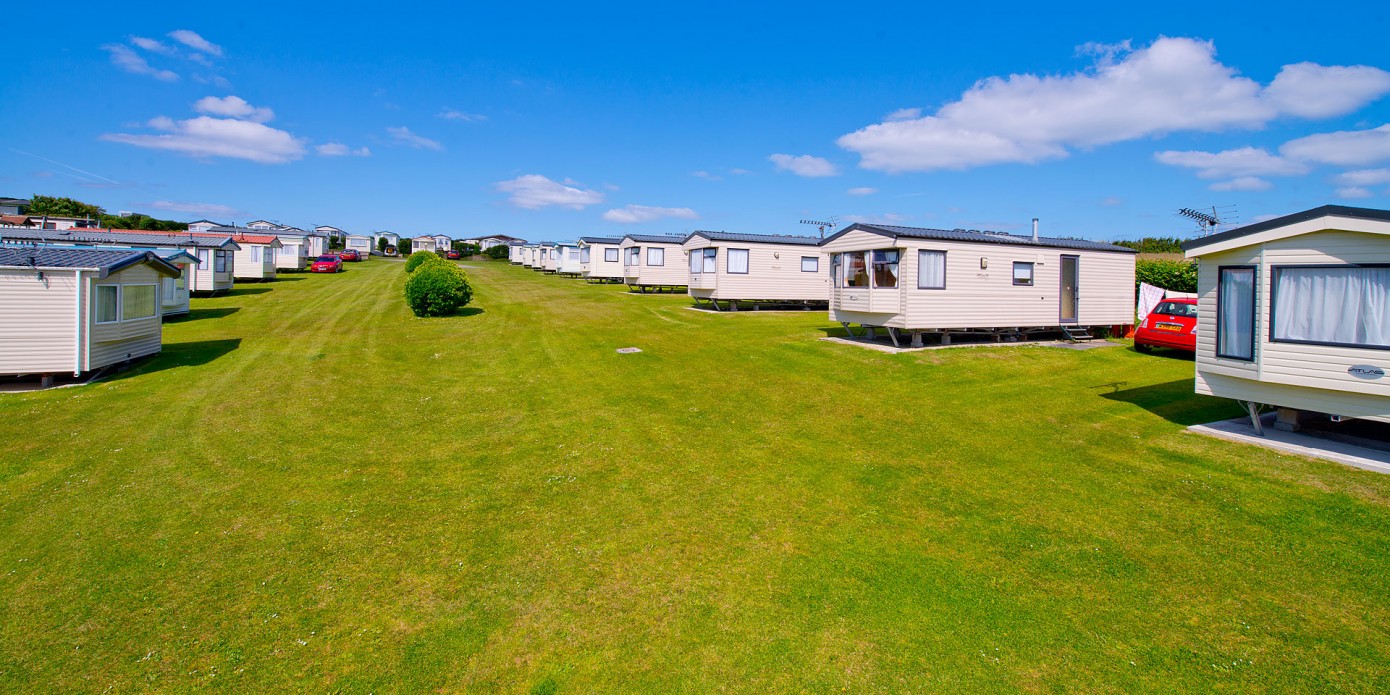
[[1012, 262, 1034, 286], [647, 247, 665, 266], [605, 248, 619, 263], [1269, 263, 1390, 351], [95, 285, 120, 324], [1216, 265, 1258, 362], [727, 248, 749, 274], [917, 250, 947, 290], [801, 256, 819, 273]]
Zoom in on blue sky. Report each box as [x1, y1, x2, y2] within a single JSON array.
[[4, 1, 1390, 241]]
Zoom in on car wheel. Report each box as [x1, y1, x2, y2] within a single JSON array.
[[1135, 343, 1152, 353]]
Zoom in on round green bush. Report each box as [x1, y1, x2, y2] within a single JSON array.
[[405, 251, 446, 273], [404, 263, 473, 317]]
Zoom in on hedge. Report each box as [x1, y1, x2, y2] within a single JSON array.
[[405, 251, 447, 273], [1135, 258, 1197, 293], [404, 263, 473, 317]]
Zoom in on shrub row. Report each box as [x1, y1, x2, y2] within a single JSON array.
[[1135, 258, 1197, 293]]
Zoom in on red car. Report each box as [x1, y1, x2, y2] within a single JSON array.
[[1135, 297, 1197, 353], [310, 254, 343, 273], [445, 249, 461, 259], [338, 249, 361, 262]]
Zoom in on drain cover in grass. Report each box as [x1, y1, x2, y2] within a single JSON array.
[[616, 347, 642, 354]]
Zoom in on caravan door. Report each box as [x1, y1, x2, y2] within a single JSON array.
[[1060, 255, 1079, 323]]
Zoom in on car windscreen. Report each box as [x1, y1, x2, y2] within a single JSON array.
[[317, 256, 338, 261], [1153, 301, 1196, 317]]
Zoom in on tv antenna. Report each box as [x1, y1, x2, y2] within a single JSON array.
[[800, 218, 837, 238], [1177, 205, 1237, 236]]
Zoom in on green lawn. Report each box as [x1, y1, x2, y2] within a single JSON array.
[[2, 259, 1388, 692]]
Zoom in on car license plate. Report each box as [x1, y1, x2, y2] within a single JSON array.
[[1155, 322, 1183, 332]]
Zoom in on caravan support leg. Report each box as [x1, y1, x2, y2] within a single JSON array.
[[1246, 401, 1265, 436], [887, 328, 901, 348], [910, 331, 923, 348]]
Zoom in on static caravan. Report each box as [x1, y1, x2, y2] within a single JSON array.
[[258, 227, 311, 271], [539, 242, 559, 272], [186, 219, 224, 233], [0, 227, 239, 295], [205, 229, 280, 281], [411, 236, 437, 254], [508, 242, 527, 264], [819, 223, 1136, 346], [555, 242, 583, 276], [345, 234, 374, 258], [0, 247, 181, 378], [620, 234, 688, 291], [433, 234, 453, 251], [155, 250, 199, 316], [1182, 205, 1390, 428], [578, 236, 624, 282], [682, 231, 827, 310]]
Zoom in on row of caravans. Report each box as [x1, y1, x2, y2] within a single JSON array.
[[512, 225, 1140, 340]]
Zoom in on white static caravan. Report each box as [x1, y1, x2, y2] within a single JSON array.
[[411, 236, 437, 254], [578, 236, 624, 282], [344, 234, 374, 258], [206, 230, 281, 281], [508, 242, 527, 264], [539, 242, 559, 272], [1182, 205, 1390, 427], [682, 231, 828, 310], [555, 242, 583, 276], [433, 234, 453, 251], [0, 248, 181, 377], [252, 227, 311, 271], [819, 223, 1137, 346], [519, 243, 538, 268], [154, 250, 199, 316], [0, 227, 239, 295], [620, 234, 688, 291]]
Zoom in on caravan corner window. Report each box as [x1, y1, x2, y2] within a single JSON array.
[[844, 252, 869, 287], [1012, 262, 1034, 286], [689, 248, 702, 273], [1271, 265, 1390, 350], [871, 250, 899, 288], [580, 247, 591, 264], [1217, 266, 1256, 361], [95, 285, 119, 323], [627, 247, 641, 266], [830, 253, 842, 287], [121, 284, 157, 320], [215, 250, 228, 272]]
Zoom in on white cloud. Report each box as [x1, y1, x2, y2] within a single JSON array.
[[1335, 168, 1390, 186], [316, 143, 371, 157], [386, 126, 443, 151], [692, 170, 722, 181], [101, 44, 178, 82], [728, 168, 753, 176], [846, 187, 878, 196], [1279, 124, 1390, 167], [601, 205, 699, 224], [838, 37, 1390, 172], [1262, 63, 1390, 119], [144, 200, 243, 217], [769, 153, 838, 177], [194, 95, 274, 123], [168, 30, 222, 57], [1336, 186, 1374, 199], [885, 108, 921, 121], [495, 175, 603, 210], [102, 116, 306, 164], [1209, 176, 1272, 191], [437, 108, 486, 122], [1154, 146, 1307, 178], [130, 36, 173, 54]]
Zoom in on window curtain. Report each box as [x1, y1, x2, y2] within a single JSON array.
[[628, 248, 640, 265], [1274, 266, 1390, 348], [606, 248, 619, 262], [918, 250, 945, 289], [872, 250, 899, 287], [122, 285, 156, 320], [648, 248, 664, 266], [702, 249, 716, 273], [728, 249, 749, 274], [581, 247, 591, 263], [689, 249, 702, 273], [1218, 268, 1255, 359], [96, 286, 119, 322]]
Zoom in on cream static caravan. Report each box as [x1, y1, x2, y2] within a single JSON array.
[[539, 242, 559, 272], [819, 222, 1137, 347], [578, 236, 624, 282], [682, 231, 827, 310], [620, 234, 688, 292], [0, 227, 239, 295], [508, 242, 527, 264], [554, 241, 583, 276], [0, 248, 181, 377], [521, 243, 540, 268], [1183, 205, 1390, 427]]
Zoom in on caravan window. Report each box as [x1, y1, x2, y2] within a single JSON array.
[[872, 250, 899, 288], [215, 250, 227, 272], [1272, 265, 1390, 350], [727, 249, 749, 274], [250, 247, 261, 263], [918, 250, 946, 289], [605, 248, 619, 263], [95, 285, 119, 323], [1012, 262, 1034, 286], [830, 254, 842, 287], [689, 248, 702, 273], [801, 256, 819, 273], [647, 247, 665, 266], [1217, 266, 1256, 361], [627, 247, 641, 266], [122, 284, 157, 320], [844, 252, 869, 287], [581, 247, 591, 263]]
